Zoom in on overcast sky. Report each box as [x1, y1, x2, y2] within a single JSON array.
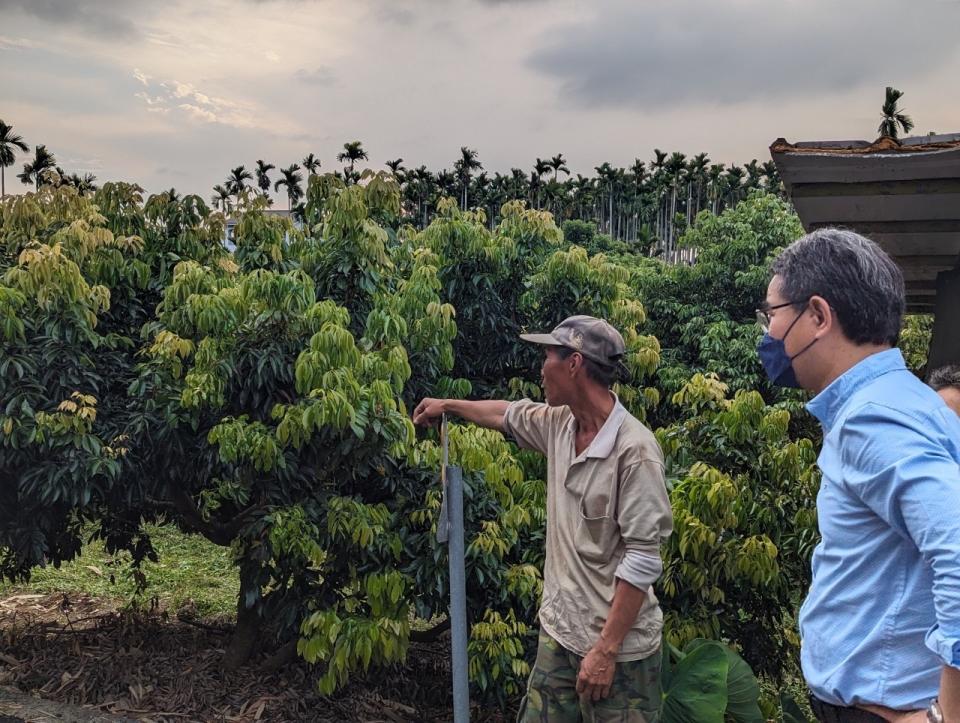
[[3, 0, 960, 204]]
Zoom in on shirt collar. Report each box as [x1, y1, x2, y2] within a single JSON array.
[[806, 348, 907, 431], [565, 393, 628, 460]]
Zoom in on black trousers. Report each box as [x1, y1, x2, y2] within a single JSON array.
[[808, 696, 888, 723]]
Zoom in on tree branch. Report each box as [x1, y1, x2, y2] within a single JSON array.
[[167, 487, 260, 546], [408, 618, 450, 643]]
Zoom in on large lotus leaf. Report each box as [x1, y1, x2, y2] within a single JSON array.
[[660, 640, 728, 723], [685, 638, 764, 723], [659, 635, 686, 693]]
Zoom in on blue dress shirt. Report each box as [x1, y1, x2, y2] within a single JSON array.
[[800, 348, 960, 709]]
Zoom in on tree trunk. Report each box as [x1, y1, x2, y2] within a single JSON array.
[[409, 618, 451, 643], [660, 192, 666, 247], [261, 640, 298, 672], [608, 191, 613, 237], [670, 185, 678, 257], [224, 563, 262, 670]]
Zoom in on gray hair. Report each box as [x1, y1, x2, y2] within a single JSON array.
[[929, 364, 960, 392], [555, 346, 618, 388], [770, 228, 905, 346]]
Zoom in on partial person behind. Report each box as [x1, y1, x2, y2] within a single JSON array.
[[928, 364, 960, 417]]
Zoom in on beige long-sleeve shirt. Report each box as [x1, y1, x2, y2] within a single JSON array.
[[503, 397, 673, 661]]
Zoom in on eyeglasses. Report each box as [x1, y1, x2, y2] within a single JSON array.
[[755, 301, 802, 333]]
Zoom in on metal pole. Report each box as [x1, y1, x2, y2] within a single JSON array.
[[440, 415, 470, 722], [447, 464, 469, 723]]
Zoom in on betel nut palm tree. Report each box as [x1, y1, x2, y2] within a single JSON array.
[[227, 166, 254, 202], [0, 119, 30, 198], [17, 144, 57, 191], [454, 146, 482, 209], [302, 153, 321, 176], [878, 86, 915, 141], [549, 153, 569, 182], [255, 160, 275, 194], [273, 164, 304, 210], [337, 141, 368, 176]]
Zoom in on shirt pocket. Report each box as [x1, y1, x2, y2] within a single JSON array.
[[576, 491, 618, 564]]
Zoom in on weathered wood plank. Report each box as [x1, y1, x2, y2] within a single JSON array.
[[888, 255, 960, 267], [790, 178, 960, 197], [903, 279, 939, 290], [867, 233, 960, 256], [901, 269, 954, 283], [773, 146, 960, 184], [793, 194, 960, 224], [808, 220, 960, 233]]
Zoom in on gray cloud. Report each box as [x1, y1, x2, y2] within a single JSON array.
[[294, 66, 337, 87], [156, 166, 188, 177], [0, 35, 38, 50], [375, 6, 416, 25], [63, 156, 103, 171], [0, 0, 141, 39], [528, 0, 960, 109]]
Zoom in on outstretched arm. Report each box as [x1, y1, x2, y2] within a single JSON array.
[[412, 398, 509, 432]]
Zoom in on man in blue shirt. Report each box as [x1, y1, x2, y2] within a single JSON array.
[[757, 228, 960, 722]]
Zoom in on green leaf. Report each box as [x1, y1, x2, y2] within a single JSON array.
[[780, 692, 812, 723], [660, 640, 728, 723], [685, 639, 763, 723]]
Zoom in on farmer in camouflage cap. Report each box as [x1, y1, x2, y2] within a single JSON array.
[[414, 315, 673, 722]]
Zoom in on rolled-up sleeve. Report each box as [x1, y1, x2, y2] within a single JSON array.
[[502, 399, 565, 455], [615, 549, 663, 590], [843, 405, 960, 668], [614, 459, 673, 587]]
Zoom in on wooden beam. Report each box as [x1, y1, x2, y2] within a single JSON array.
[[808, 220, 960, 233], [790, 178, 960, 197], [890, 255, 960, 267], [793, 194, 960, 224], [868, 233, 960, 256], [773, 146, 960, 185]]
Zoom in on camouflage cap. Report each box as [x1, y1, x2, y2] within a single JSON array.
[[520, 315, 627, 368]]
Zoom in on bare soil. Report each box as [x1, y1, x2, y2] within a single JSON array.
[[0, 592, 507, 722]]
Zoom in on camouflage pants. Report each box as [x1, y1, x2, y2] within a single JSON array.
[[517, 630, 661, 723]]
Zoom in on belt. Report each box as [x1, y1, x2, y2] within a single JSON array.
[[808, 696, 888, 723]]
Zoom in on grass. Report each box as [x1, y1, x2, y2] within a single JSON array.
[[0, 522, 444, 631], [0, 522, 239, 618]]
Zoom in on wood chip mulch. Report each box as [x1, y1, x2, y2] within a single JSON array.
[[0, 593, 509, 722]]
